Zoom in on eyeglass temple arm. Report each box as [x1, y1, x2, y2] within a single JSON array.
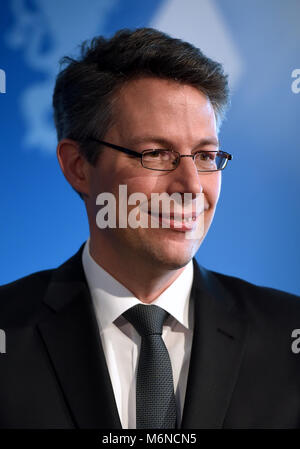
[[215, 150, 232, 160], [88, 138, 142, 158], [88, 138, 232, 161]]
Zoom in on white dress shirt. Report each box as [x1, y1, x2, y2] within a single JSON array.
[[82, 239, 194, 429]]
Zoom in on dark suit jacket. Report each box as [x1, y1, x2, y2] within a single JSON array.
[[1, 244, 300, 429]]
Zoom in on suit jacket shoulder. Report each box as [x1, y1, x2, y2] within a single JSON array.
[[0, 247, 86, 327], [194, 262, 300, 327], [0, 269, 53, 326]]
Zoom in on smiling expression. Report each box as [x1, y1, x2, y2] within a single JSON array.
[[85, 77, 221, 270]]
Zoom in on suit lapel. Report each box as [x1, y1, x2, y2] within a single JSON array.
[[181, 261, 249, 429], [37, 246, 122, 429]]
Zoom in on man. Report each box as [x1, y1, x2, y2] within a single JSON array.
[[1, 27, 300, 429]]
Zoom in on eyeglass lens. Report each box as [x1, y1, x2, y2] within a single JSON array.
[[142, 150, 227, 171]]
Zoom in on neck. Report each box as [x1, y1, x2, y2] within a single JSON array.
[[89, 235, 185, 303]]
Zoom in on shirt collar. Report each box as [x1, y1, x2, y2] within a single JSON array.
[[82, 239, 194, 333]]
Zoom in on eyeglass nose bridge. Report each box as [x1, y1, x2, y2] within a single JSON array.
[[179, 154, 197, 159], [174, 153, 199, 169]]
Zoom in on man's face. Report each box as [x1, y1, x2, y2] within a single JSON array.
[[86, 77, 221, 270]]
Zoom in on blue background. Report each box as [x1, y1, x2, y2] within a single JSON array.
[[0, 0, 299, 295]]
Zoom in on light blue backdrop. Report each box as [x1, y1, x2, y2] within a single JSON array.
[[0, 0, 299, 294]]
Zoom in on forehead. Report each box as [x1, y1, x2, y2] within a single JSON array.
[[109, 77, 217, 143]]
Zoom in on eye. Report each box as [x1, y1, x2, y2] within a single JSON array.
[[146, 150, 171, 159], [197, 151, 216, 161], [149, 150, 162, 158]]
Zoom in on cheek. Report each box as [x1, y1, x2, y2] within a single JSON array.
[[204, 173, 221, 208], [122, 174, 162, 197]]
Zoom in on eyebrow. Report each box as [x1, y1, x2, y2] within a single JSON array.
[[128, 136, 219, 150]]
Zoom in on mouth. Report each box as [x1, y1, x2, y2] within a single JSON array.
[[147, 210, 202, 231]]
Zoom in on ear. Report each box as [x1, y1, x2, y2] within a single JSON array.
[[56, 138, 90, 197]]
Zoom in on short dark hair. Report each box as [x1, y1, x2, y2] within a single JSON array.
[[53, 27, 229, 167]]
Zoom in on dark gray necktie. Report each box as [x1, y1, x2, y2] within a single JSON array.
[[123, 304, 177, 429]]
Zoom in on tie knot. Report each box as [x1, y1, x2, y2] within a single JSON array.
[[123, 304, 169, 337]]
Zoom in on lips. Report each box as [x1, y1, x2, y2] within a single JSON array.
[[163, 212, 199, 220], [148, 210, 202, 220], [147, 210, 202, 231]]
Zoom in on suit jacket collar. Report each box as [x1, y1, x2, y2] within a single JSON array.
[[38, 245, 248, 429], [38, 244, 122, 429], [181, 261, 249, 428]]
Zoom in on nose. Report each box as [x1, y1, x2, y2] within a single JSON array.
[[167, 154, 203, 198]]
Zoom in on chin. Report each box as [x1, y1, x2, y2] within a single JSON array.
[[153, 253, 194, 271], [142, 237, 203, 271]]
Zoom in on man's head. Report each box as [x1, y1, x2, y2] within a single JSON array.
[[53, 27, 229, 165], [53, 28, 230, 272]]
